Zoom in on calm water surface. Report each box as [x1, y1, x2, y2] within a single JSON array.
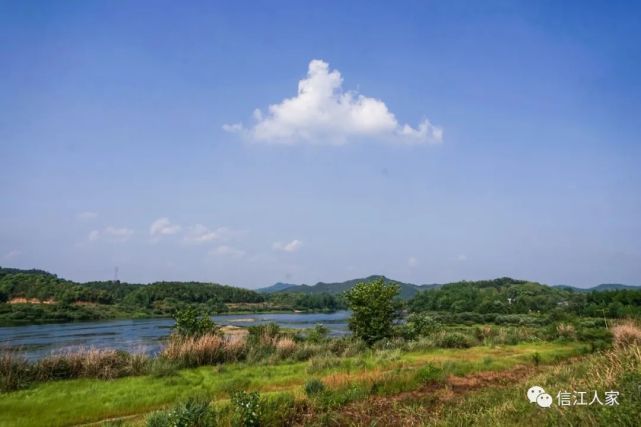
[[0, 311, 350, 360]]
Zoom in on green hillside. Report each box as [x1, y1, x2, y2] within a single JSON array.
[[264, 275, 434, 299]]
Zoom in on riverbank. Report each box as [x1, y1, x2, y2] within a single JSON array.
[[0, 303, 341, 328], [0, 311, 351, 360], [0, 341, 584, 426]]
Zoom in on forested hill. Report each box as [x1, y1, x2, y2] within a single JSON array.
[[258, 275, 440, 299], [0, 267, 263, 306], [0, 267, 346, 325], [409, 277, 641, 318]]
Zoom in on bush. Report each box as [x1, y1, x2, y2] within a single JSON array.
[[344, 279, 400, 345], [306, 324, 330, 343], [402, 313, 441, 339], [174, 307, 218, 338], [531, 351, 541, 366], [146, 398, 215, 427], [435, 332, 475, 348], [231, 390, 261, 427], [304, 378, 326, 396]]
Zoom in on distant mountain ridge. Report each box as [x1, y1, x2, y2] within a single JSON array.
[[258, 275, 442, 299], [259, 276, 640, 298], [257, 282, 297, 293], [554, 283, 641, 292]]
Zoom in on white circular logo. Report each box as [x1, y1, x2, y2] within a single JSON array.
[[536, 393, 553, 408], [527, 385, 545, 403]]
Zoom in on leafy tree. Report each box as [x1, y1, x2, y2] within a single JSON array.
[[174, 306, 218, 337], [344, 278, 400, 345]]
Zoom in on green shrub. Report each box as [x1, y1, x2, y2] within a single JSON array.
[[435, 332, 475, 348], [174, 307, 218, 338], [416, 363, 443, 383], [531, 352, 541, 366], [146, 398, 215, 427], [304, 378, 326, 396], [146, 411, 171, 427], [231, 390, 261, 427], [344, 279, 401, 345], [403, 313, 442, 339], [306, 324, 329, 343]]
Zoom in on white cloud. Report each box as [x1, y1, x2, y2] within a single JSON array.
[[457, 254, 468, 262], [76, 211, 98, 221], [408, 256, 418, 268], [184, 224, 220, 243], [183, 224, 239, 244], [3, 249, 21, 260], [224, 59, 443, 145], [150, 218, 182, 238], [88, 226, 134, 242], [273, 239, 302, 253], [209, 245, 245, 258]]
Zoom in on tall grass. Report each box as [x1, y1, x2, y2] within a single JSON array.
[[0, 347, 150, 391], [161, 334, 247, 367]]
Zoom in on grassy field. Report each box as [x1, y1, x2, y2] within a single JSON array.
[[0, 342, 584, 426]]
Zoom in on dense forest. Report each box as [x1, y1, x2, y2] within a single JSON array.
[[1, 268, 640, 326], [0, 268, 343, 325], [408, 277, 641, 319]]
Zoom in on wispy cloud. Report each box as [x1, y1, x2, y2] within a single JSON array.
[[88, 226, 134, 242], [184, 225, 239, 244], [408, 256, 418, 267], [224, 59, 442, 145], [150, 218, 182, 239], [273, 239, 302, 253]]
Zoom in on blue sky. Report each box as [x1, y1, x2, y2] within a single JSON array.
[[1, 1, 640, 288]]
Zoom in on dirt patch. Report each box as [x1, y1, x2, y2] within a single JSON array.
[[8, 297, 55, 305], [298, 365, 537, 426]]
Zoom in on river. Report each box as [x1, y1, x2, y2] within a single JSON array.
[[0, 311, 350, 360]]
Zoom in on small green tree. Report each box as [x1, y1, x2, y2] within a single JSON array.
[[344, 278, 400, 345], [174, 306, 218, 338]]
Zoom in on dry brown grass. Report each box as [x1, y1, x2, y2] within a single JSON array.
[[275, 337, 297, 357], [37, 347, 149, 380], [161, 333, 247, 366], [556, 322, 576, 339], [611, 320, 641, 347]]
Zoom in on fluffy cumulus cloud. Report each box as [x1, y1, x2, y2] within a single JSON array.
[[224, 59, 443, 144], [149, 218, 182, 238], [88, 226, 134, 242], [273, 239, 302, 253]]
